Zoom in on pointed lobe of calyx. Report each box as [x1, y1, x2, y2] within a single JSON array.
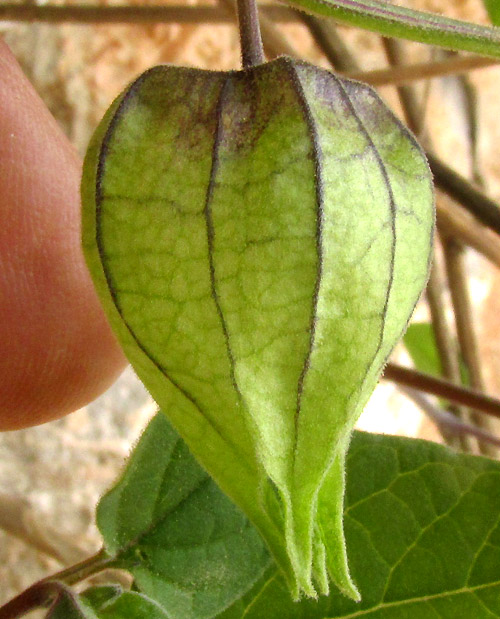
[[81, 56, 434, 600]]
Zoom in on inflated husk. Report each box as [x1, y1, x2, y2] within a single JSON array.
[[82, 56, 434, 599]]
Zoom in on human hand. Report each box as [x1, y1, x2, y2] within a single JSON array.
[[0, 39, 127, 430]]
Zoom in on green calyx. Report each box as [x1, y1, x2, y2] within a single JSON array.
[[81, 56, 434, 601]]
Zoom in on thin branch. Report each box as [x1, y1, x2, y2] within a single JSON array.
[[442, 237, 498, 456], [427, 152, 500, 238], [45, 548, 114, 587], [403, 385, 453, 442], [300, 15, 495, 89], [0, 581, 74, 619], [426, 260, 470, 450], [0, 493, 86, 565], [436, 193, 500, 269], [456, 57, 485, 187], [300, 15, 360, 71], [402, 387, 500, 449], [2, 4, 499, 83], [381, 37, 426, 136], [442, 240, 485, 392], [346, 54, 498, 87], [426, 263, 461, 383], [0, 548, 118, 619], [0, 493, 132, 590], [384, 362, 500, 420], [0, 3, 298, 24]]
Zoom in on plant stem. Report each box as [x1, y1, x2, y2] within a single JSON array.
[[6, 5, 497, 83], [300, 15, 359, 72], [347, 54, 498, 87], [381, 37, 427, 136], [426, 261, 470, 450], [0, 581, 73, 619], [402, 387, 500, 449], [427, 153, 500, 237], [0, 3, 297, 24], [0, 3, 225, 23], [252, 8, 298, 58], [221, 0, 297, 59], [384, 362, 500, 419], [426, 263, 462, 389], [442, 237, 498, 457], [436, 194, 500, 269], [236, 0, 265, 68], [47, 547, 115, 586], [0, 549, 116, 618], [0, 493, 87, 565]]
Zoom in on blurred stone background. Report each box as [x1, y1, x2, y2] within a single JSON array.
[[2, 0, 500, 607]]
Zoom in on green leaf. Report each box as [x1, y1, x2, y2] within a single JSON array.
[[220, 431, 500, 618], [83, 589, 170, 619], [404, 322, 442, 377], [96, 412, 270, 619], [483, 0, 500, 26], [50, 587, 170, 619], [404, 322, 470, 387], [283, 0, 500, 58], [80, 586, 123, 610], [46, 589, 98, 619], [82, 57, 433, 598]]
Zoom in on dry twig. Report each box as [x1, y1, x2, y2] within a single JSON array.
[[402, 387, 500, 449], [384, 363, 500, 420]]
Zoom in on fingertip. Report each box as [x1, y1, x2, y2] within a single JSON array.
[[0, 40, 127, 430]]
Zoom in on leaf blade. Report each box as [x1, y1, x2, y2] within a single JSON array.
[[96, 412, 271, 619], [483, 0, 500, 26], [403, 322, 442, 377], [46, 590, 99, 619], [220, 432, 500, 618], [83, 589, 171, 619], [283, 0, 500, 58]]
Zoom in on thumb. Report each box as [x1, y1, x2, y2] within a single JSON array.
[[0, 38, 127, 430]]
